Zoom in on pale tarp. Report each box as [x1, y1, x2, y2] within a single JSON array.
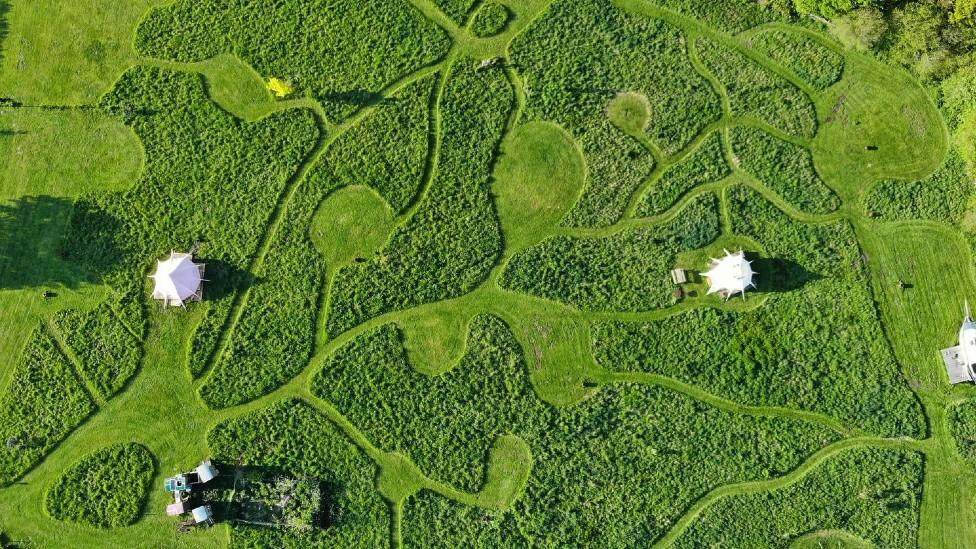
[[942, 301, 976, 384], [701, 249, 755, 299], [150, 251, 203, 307]]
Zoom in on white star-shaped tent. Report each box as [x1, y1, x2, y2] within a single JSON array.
[[149, 251, 205, 307], [701, 249, 756, 299]]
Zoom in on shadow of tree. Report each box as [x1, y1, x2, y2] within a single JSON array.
[[751, 256, 823, 293], [321, 89, 394, 109], [0, 195, 114, 290], [58, 195, 126, 281]]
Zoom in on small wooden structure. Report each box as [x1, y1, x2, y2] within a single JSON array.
[[670, 268, 687, 284]]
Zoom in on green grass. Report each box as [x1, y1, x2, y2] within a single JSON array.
[[310, 185, 395, 268], [2, 1, 976, 548], [45, 443, 154, 528], [0, 0, 164, 105], [491, 121, 585, 252]]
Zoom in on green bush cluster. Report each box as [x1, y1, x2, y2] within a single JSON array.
[[698, 37, 818, 138], [560, 120, 657, 228], [199, 173, 343, 409], [323, 77, 434, 213], [636, 131, 731, 216], [135, 0, 450, 121], [208, 399, 389, 547], [731, 126, 841, 214], [651, 0, 787, 33], [501, 193, 720, 312], [864, 148, 971, 225], [202, 76, 434, 408], [62, 66, 319, 384], [314, 316, 837, 545], [747, 29, 846, 91], [593, 186, 924, 438], [45, 443, 154, 529], [511, 0, 722, 225], [52, 302, 140, 399], [674, 448, 923, 547], [0, 328, 96, 486], [435, 0, 478, 24], [472, 3, 512, 38], [326, 61, 512, 337], [949, 400, 976, 464]]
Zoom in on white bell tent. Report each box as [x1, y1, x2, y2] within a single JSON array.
[[149, 251, 205, 307], [701, 249, 755, 299]]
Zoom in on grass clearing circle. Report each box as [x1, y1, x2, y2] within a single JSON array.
[[607, 91, 651, 136], [311, 185, 395, 267]]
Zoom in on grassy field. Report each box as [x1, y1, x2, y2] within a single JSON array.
[[0, 0, 974, 547]]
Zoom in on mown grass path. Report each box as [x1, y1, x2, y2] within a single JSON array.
[[0, 0, 971, 547]]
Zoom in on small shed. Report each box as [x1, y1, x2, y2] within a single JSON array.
[[671, 268, 687, 284], [166, 501, 186, 517], [192, 505, 214, 525], [196, 460, 218, 484], [164, 475, 189, 493]]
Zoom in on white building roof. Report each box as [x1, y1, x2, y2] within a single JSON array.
[[149, 251, 204, 307], [944, 301, 976, 384], [701, 249, 755, 299], [191, 505, 212, 524], [196, 460, 218, 484]]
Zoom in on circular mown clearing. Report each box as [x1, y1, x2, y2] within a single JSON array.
[[607, 91, 651, 135], [311, 185, 395, 267]]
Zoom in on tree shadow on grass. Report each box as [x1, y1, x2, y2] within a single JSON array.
[[751, 256, 823, 293], [0, 195, 119, 290]]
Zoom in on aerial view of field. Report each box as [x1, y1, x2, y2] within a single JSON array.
[[1, 0, 976, 547]]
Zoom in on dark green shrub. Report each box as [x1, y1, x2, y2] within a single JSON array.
[[731, 126, 840, 214], [0, 328, 96, 485], [511, 0, 722, 225], [674, 448, 923, 548], [208, 399, 389, 547], [324, 76, 435, 213], [435, 0, 478, 24], [636, 131, 731, 216], [747, 29, 846, 90], [326, 60, 512, 337], [949, 399, 976, 464], [698, 37, 818, 138], [865, 148, 971, 225], [52, 301, 140, 399], [472, 3, 512, 38], [45, 443, 154, 528], [502, 193, 720, 311]]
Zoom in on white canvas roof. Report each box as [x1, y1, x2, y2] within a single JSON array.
[[702, 249, 755, 299], [150, 251, 203, 307], [196, 461, 218, 484], [191, 505, 212, 524]]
